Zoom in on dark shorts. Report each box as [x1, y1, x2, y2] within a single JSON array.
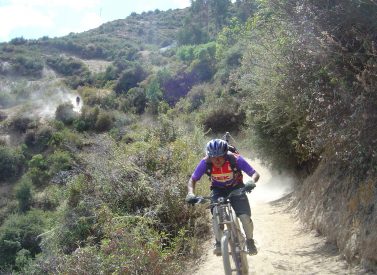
[[211, 186, 251, 217]]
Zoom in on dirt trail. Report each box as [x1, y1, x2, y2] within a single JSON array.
[[193, 160, 366, 275]]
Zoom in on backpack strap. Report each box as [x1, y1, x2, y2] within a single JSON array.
[[227, 152, 239, 173], [205, 157, 212, 177]]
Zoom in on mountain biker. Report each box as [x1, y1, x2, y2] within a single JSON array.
[[186, 138, 260, 256]]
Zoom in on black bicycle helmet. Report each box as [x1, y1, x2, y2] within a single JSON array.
[[206, 139, 228, 157]]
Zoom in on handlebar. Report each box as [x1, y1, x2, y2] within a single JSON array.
[[186, 187, 253, 205]]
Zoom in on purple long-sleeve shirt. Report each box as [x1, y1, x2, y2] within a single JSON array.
[[191, 155, 256, 188]]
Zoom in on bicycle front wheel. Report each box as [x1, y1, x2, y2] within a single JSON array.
[[221, 230, 232, 275]]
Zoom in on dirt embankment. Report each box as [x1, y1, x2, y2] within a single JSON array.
[[295, 156, 377, 272], [192, 160, 372, 274]]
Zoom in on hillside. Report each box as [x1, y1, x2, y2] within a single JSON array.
[[0, 0, 376, 274]]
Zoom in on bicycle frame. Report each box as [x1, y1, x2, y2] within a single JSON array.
[[187, 188, 250, 275], [212, 196, 248, 275]]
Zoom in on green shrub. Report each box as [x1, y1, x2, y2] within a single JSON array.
[[0, 146, 24, 182], [14, 178, 34, 213], [176, 45, 195, 62], [46, 56, 86, 76], [15, 248, 32, 271], [52, 176, 98, 254], [27, 154, 49, 187], [114, 65, 147, 94], [95, 111, 113, 132], [185, 84, 206, 111], [48, 127, 82, 148], [11, 54, 44, 77], [74, 106, 100, 132], [27, 167, 49, 187], [121, 87, 147, 114], [35, 126, 53, 149], [0, 210, 47, 267], [47, 150, 72, 176], [33, 185, 62, 211]]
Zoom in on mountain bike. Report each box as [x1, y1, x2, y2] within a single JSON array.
[[187, 187, 250, 275]]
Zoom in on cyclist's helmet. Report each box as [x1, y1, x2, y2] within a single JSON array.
[[206, 139, 228, 157]]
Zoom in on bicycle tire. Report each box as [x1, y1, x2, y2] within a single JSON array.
[[240, 251, 248, 275], [232, 212, 249, 275], [221, 230, 232, 275]]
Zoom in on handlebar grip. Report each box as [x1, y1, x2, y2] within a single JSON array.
[[186, 196, 205, 205]]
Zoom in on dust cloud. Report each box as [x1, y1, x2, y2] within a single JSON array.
[[245, 159, 295, 205], [0, 79, 82, 120]]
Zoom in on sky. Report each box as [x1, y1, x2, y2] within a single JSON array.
[[0, 0, 191, 43]]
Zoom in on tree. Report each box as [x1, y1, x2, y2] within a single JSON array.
[[210, 0, 231, 30], [190, 0, 231, 30]]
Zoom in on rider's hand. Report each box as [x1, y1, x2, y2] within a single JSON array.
[[244, 180, 256, 193], [185, 192, 196, 203]]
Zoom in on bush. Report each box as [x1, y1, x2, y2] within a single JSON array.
[[14, 178, 34, 213], [8, 115, 34, 133], [0, 210, 47, 267], [33, 185, 62, 211], [201, 106, 246, 134], [24, 126, 53, 151], [0, 146, 24, 182], [15, 249, 32, 271], [121, 87, 147, 114], [46, 56, 86, 76], [55, 103, 76, 125], [114, 65, 147, 94], [27, 154, 49, 187], [95, 111, 113, 132], [12, 55, 44, 78], [74, 106, 99, 132], [47, 150, 73, 176]]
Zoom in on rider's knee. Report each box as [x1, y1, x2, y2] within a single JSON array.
[[239, 214, 254, 229], [239, 214, 252, 223], [239, 214, 254, 239]]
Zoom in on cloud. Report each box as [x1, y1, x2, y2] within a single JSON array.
[[57, 12, 103, 36], [0, 4, 54, 41], [0, 0, 101, 41], [171, 0, 191, 9]]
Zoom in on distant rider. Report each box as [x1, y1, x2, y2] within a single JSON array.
[[186, 138, 260, 255]]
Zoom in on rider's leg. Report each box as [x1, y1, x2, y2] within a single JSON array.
[[231, 192, 258, 255], [239, 214, 254, 240], [212, 207, 223, 243]]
